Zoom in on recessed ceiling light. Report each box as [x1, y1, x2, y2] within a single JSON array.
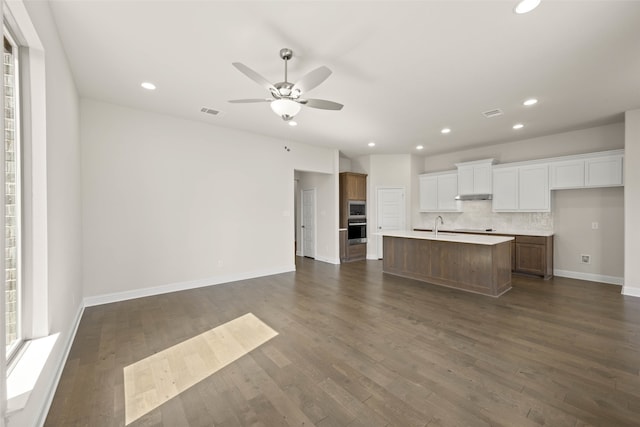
[[441, 128, 451, 134], [523, 98, 538, 106], [514, 0, 541, 14], [368, 142, 376, 147], [288, 121, 297, 127], [141, 82, 156, 90], [513, 123, 524, 130], [416, 145, 424, 150]]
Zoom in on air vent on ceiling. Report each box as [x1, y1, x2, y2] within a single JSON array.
[[482, 108, 504, 118], [200, 107, 221, 116]]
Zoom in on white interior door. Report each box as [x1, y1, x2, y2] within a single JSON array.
[[376, 188, 406, 259], [302, 189, 316, 258]]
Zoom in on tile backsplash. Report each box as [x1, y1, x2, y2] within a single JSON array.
[[417, 200, 553, 233]]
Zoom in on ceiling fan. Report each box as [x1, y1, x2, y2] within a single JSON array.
[[229, 48, 343, 123]]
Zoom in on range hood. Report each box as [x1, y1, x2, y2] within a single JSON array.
[[455, 193, 493, 201]]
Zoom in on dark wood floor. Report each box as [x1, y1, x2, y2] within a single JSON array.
[[46, 258, 640, 426]]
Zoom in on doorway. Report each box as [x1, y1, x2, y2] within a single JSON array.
[[376, 187, 406, 259], [301, 188, 316, 258]]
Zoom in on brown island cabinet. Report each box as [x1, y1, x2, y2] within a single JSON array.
[[382, 231, 514, 297], [414, 228, 553, 279]]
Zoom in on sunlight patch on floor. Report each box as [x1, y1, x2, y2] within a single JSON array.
[[123, 312, 278, 425]]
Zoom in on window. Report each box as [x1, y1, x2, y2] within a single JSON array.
[[4, 29, 22, 361]]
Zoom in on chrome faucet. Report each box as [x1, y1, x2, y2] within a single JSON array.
[[434, 215, 444, 237]]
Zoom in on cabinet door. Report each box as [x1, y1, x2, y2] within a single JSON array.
[[549, 159, 585, 189], [515, 242, 546, 276], [457, 166, 474, 195], [419, 175, 438, 211], [354, 175, 367, 199], [437, 173, 459, 211], [585, 155, 623, 187], [473, 163, 493, 194], [492, 167, 519, 211], [518, 164, 550, 211], [346, 176, 359, 200]]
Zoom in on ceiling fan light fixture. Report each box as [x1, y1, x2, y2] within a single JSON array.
[[271, 99, 301, 119]]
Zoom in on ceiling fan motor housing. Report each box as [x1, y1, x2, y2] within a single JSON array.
[[272, 82, 300, 99]]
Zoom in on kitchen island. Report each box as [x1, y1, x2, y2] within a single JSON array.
[[382, 230, 514, 297]]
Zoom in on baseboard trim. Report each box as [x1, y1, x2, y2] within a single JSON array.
[[366, 254, 380, 260], [83, 265, 296, 307], [554, 269, 623, 286], [622, 286, 640, 298], [36, 302, 85, 427], [314, 256, 340, 265]]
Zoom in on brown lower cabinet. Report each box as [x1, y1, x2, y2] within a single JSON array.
[[383, 236, 512, 297], [414, 229, 553, 279], [346, 242, 366, 262], [340, 229, 366, 263], [515, 235, 553, 280]]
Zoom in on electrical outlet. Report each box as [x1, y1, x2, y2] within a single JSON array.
[[592, 222, 599, 230], [580, 254, 591, 264]]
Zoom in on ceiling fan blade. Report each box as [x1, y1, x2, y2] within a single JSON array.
[[228, 98, 273, 103], [301, 98, 343, 111], [292, 66, 332, 94], [232, 62, 277, 92]]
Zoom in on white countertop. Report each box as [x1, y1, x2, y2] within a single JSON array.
[[414, 228, 554, 237], [380, 230, 514, 245]]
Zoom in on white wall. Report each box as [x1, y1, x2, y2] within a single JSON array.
[[424, 123, 624, 172], [338, 156, 352, 173], [624, 110, 640, 296], [6, 1, 83, 426], [553, 188, 624, 280], [297, 171, 340, 264], [81, 99, 337, 300], [420, 123, 625, 282]]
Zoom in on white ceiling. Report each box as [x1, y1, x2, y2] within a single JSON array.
[[48, 0, 640, 158]]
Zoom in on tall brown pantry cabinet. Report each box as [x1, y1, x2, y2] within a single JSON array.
[[339, 172, 367, 262]]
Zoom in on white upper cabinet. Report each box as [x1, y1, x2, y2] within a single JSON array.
[[585, 154, 623, 187], [455, 159, 494, 195], [492, 163, 549, 212], [492, 167, 519, 211], [549, 150, 623, 190], [419, 171, 460, 212], [419, 175, 438, 212], [519, 164, 550, 211], [437, 173, 459, 211], [549, 159, 585, 189]]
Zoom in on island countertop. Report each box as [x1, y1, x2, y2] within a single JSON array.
[[413, 228, 554, 237], [380, 230, 514, 245]]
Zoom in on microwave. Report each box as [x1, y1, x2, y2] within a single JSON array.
[[348, 201, 366, 218]]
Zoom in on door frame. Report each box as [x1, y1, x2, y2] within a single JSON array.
[[376, 186, 406, 259], [301, 188, 317, 258]]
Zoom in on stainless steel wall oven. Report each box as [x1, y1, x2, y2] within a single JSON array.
[[347, 219, 367, 244]]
